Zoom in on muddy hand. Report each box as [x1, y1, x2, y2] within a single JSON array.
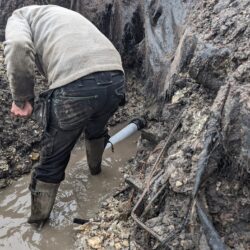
[[11, 101, 33, 117]]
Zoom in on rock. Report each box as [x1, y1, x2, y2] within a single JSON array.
[[87, 236, 103, 249], [175, 181, 183, 187], [171, 89, 186, 104], [122, 240, 129, 247], [114, 242, 122, 250], [29, 151, 40, 161]]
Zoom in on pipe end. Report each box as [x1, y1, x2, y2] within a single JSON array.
[[130, 117, 147, 130]]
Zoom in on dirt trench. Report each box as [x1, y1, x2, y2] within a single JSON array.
[[0, 0, 250, 249]]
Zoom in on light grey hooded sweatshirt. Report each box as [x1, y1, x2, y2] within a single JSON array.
[[4, 5, 124, 102]]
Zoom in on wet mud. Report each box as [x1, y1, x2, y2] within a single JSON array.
[[0, 0, 249, 249], [0, 124, 140, 250]]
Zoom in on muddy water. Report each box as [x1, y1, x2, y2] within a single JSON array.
[[0, 124, 140, 250]]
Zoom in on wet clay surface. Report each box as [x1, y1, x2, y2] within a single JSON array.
[[0, 123, 140, 250]]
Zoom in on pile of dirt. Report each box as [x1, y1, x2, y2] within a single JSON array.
[[76, 0, 249, 249], [126, 0, 250, 249]]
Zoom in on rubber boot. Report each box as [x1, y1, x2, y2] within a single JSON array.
[[28, 179, 59, 229], [85, 137, 106, 175]]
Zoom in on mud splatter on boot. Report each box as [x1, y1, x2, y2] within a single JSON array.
[[28, 179, 59, 229]]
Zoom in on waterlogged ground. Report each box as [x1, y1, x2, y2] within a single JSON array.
[[0, 124, 140, 250]]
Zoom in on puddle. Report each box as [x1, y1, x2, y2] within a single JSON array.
[[0, 123, 140, 250]]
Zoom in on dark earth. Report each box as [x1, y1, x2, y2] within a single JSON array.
[[0, 0, 249, 249]]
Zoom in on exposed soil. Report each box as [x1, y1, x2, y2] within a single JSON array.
[[0, 0, 250, 250]]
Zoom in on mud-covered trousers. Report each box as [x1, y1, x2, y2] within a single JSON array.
[[33, 71, 125, 184]]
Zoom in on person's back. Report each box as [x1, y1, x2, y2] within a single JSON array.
[[4, 5, 123, 101]]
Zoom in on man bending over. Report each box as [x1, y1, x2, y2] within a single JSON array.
[[4, 5, 125, 228]]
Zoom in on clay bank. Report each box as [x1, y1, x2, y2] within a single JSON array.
[[0, 0, 250, 249]]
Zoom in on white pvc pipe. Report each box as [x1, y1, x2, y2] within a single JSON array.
[[105, 122, 138, 150]]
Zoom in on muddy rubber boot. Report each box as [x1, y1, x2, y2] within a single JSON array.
[[85, 137, 106, 175], [28, 179, 59, 229]]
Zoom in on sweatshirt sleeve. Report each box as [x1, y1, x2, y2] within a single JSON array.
[[3, 10, 35, 102]]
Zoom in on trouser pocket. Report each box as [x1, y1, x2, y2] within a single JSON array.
[[115, 84, 126, 106], [33, 90, 54, 130], [51, 93, 98, 130], [33, 99, 46, 128]]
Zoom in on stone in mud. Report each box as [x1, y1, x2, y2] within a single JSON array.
[[114, 242, 122, 249], [122, 240, 129, 247], [175, 180, 183, 187], [29, 151, 40, 161], [87, 236, 103, 249], [75, 196, 133, 249]]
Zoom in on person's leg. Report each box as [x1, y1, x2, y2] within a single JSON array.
[[29, 79, 97, 227], [34, 126, 84, 183], [85, 72, 125, 175], [28, 73, 125, 226], [28, 125, 83, 227], [85, 119, 110, 175]]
